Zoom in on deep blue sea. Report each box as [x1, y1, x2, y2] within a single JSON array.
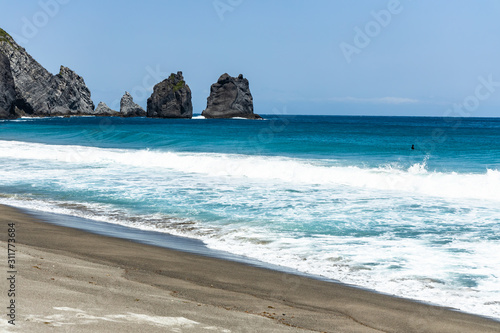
[[1, 115, 499, 319]]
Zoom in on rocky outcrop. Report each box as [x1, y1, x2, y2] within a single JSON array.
[[49, 66, 95, 115], [120, 92, 146, 117], [202, 73, 261, 119], [1, 28, 264, 120], [0, 28, 95, 118], [147, 71, 192, 118], [93, 102, 119, 116], [0, 51, 16, 119]]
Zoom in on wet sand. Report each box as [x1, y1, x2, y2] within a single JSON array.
[[1, 204, 499, 332]]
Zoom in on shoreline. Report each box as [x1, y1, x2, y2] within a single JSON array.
[[19, 205, 500, 317], [1, 204, 500, 332], [18, 207, 327, 280]]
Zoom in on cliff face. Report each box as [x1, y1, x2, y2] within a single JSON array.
[[0, 28, 95, 118], [0, 51, 16, 118], [201, 73, 261, 119], [147, 71, 193, 118], [49, 66, 95, 116]]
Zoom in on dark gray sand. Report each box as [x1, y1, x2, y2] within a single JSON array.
[[1, 204, 499, 332]]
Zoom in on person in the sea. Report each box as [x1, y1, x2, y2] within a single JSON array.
[[411, 144, 415, 150]]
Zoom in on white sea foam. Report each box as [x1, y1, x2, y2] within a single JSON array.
[[0, 140, 499, 202], [200, 227, 500, 319], [3, 192, 498, 319], [1, 139, 500, 320]]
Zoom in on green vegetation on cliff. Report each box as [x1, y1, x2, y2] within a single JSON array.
[[0, 28, 10, 38], [169, 73, 186, 93], [0, 28, 17, 49], [173, 80, 185, 93]]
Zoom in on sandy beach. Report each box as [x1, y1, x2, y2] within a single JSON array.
[[1, 204, 499, 333]]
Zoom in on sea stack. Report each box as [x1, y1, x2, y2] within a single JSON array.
[[147, 71, 192, 118], [0, 28, 95, 118], [120, 92, 146, 117], [201, 73, 261, 119], [93, 102, 119, 116]]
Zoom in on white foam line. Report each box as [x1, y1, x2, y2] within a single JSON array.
[[1, 140, 499, 202]]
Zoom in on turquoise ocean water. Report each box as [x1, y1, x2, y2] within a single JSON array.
[[0, 115, 499, 319]]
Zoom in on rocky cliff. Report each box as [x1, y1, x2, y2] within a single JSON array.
[[147, 71, 192, 118], [1, 28, 263, 121], [49, 66, 95, 116], [201, 73, 261, 119], [120, 92, 146, 117], [0, 51, 16, 119], [0, 28, 95, 118]]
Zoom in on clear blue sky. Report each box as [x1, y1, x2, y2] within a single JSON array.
[[2, 0, 500, 116]]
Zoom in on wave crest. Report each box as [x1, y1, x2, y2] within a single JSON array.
[[0, 140, 499, 202]]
